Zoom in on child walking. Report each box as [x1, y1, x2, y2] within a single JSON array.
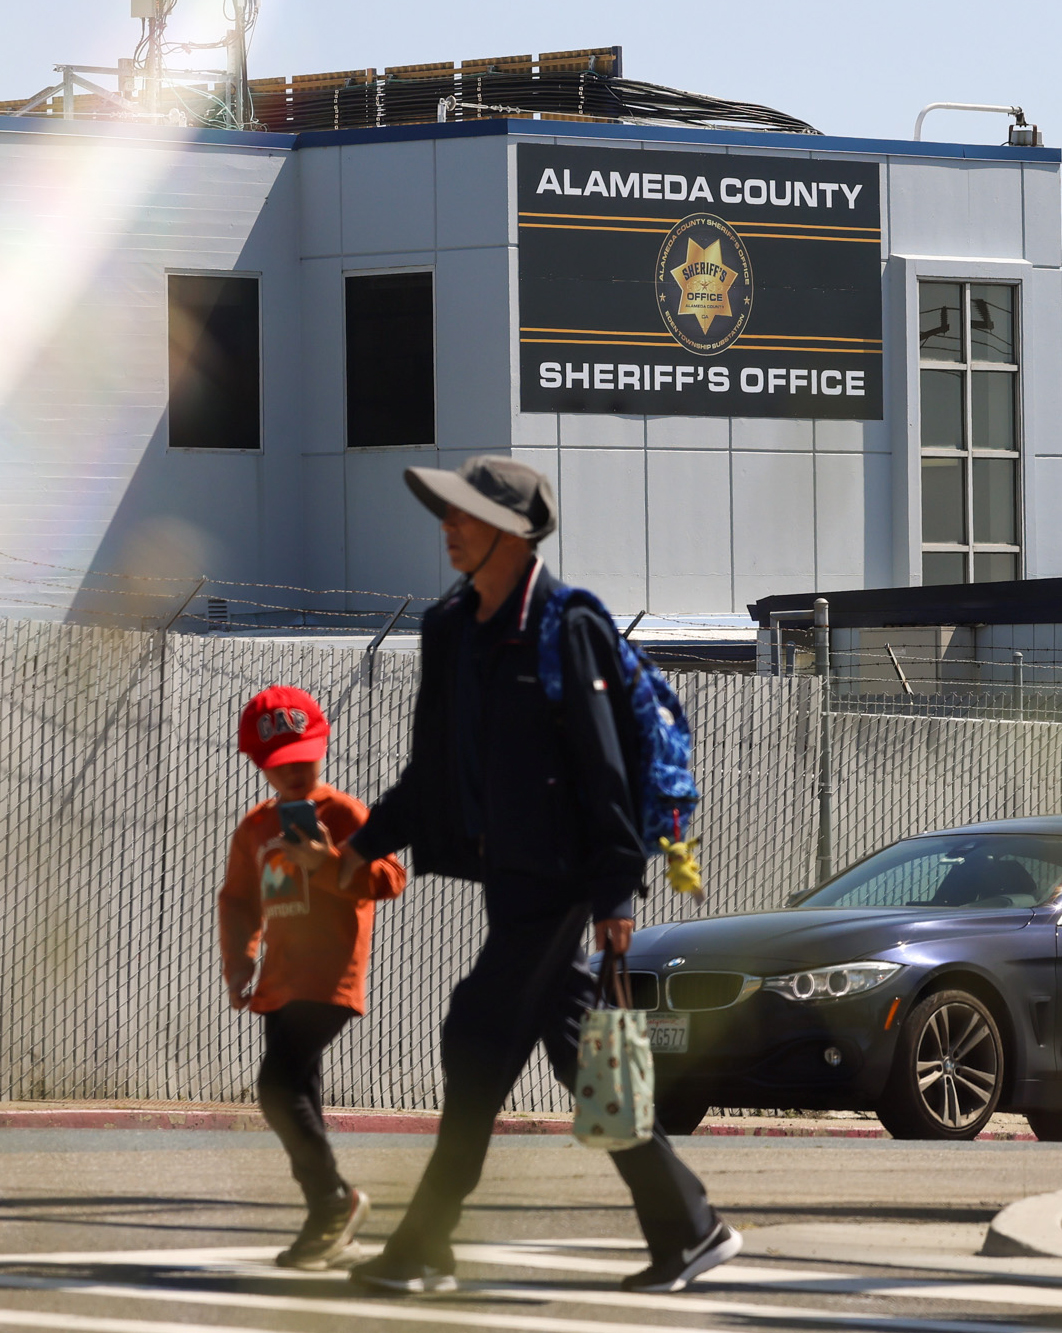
[[219, 685, 405, 1270]]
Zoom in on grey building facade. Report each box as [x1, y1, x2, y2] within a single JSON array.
[[0, 111, 1058, 627]]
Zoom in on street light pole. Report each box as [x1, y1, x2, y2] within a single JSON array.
[[145, 0, 163, 119], [231, 0, 248, 127]]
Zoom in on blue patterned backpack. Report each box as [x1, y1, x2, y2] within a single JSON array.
[[537, 586, 699, 857]]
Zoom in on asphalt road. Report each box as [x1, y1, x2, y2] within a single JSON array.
[[3, 1129, 1062, 1331]]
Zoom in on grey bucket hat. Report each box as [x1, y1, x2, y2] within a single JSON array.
[[404, 455, 557, 542]]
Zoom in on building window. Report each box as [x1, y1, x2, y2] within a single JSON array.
[[346, 271, 435, 447], [919, 281, 1020, 584], [167, 274, 261, 451]]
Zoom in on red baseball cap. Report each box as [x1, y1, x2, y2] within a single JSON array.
[[238, 686, 330, 769]]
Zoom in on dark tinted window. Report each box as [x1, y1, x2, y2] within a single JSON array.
[[168, 275, 260, 450], [346, 272, 435, 447], [797, 834, 1062, 910]]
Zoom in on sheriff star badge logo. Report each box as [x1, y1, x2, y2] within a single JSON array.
[[655, 213, 753, 355]]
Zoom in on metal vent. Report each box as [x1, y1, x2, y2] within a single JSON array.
[[207, 597, 228, 624], [666, 971, 747, 1011], [625, 971, 661, 1012]]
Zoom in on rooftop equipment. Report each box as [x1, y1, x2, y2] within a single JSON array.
[[913, 101, 1042, 146]]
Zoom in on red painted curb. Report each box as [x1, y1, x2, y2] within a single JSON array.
[[0, 1108, 1037, 1140]]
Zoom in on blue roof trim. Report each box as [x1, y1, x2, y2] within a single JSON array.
[[294, 118, 511, 148], [0, 113, 295, 150], [4, 110, 1055, 164], [293, 115, 1059, 164]]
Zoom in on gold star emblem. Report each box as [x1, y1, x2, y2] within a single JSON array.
[[670, 238, 737, 335]]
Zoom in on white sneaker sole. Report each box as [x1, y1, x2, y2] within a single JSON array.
[[357, 1272, 458, 1295]]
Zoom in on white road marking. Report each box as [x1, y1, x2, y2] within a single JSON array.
[[0, 1313, 286, 1333], [455, 1240, 1062, 1312], [2, 1240, 1062, 1332], [0, 1272, 1052, 1333], [0, 1248, 278, 1267], [2, 1247, 1060, 1333]]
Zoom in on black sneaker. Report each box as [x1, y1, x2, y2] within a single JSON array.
[[621, 1220, 743, 1292], [276, 1187, 370, 1271], [349, 1251, 458, 1294]]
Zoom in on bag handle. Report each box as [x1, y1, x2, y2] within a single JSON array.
[[594, 940, 635, 1012]]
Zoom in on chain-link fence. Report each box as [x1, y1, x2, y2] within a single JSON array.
[[2, 617, 1061, 1111]]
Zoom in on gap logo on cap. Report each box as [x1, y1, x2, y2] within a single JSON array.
[[256, 707, 309, 742]]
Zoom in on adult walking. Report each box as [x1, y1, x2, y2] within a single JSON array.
[[340, 455, 740, 1294]]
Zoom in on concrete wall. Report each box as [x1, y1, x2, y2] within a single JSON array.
[[0, 119, 304, 626], [298, 133, 521, 611]]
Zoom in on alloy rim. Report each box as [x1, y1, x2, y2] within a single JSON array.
[[915, 1001, 999, 1129]]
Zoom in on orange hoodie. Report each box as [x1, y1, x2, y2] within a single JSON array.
[[219, 783, 405, 1014]]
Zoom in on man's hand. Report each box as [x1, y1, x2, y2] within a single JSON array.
[[337, 841, 368, 892], [228, 978, 252, 1011], [595, 917, 634, 955], [283, 821, 336, 874]]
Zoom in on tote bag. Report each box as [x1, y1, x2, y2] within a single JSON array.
[[573, 947, 655, 1151]]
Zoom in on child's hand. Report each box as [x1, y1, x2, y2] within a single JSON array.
[[283, 820, 336, 874]]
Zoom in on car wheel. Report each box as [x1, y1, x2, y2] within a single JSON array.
[[876, 989, 1004, 1140], [655, 1086, 711, 1136], [1025, 1110, 1062, 1141]]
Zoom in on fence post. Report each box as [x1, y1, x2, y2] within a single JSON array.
[[814, 597, 833, 883], [1012, 650, 1024, 722], [364, 598, 412, 800]]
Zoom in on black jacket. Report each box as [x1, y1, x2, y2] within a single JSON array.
[[351, 560, 645, 921]]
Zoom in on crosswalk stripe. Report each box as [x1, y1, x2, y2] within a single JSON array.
[[0, 1311, 281, 1333], [0, 1249, 276, 1268], [454, 1241, 1062, 1312], [0, 1272, 1054, 1333], [0, 1263, 1059, 1333], [7, 1240, 1062, 1331], [477, 1286, 1061, 1333]]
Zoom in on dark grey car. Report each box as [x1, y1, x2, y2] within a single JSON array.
[[620, 817, 1062, 1140]]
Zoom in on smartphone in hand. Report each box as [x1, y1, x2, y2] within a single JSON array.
[[279, 800, 319, 844]]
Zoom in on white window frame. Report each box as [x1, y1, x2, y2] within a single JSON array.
[[889, 255, 1031, 586], [919, 278, 1022, 583]]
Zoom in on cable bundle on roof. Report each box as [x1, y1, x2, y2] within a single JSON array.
[[246, 55, 818, 136]]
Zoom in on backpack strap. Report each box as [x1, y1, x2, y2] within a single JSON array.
[[538, 584, 617, 705]]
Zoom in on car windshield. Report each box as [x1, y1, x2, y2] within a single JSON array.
[[796, 833, 1062, 910]]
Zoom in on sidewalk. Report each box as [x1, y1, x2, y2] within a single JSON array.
[[0, 1101, 1038, 1139]]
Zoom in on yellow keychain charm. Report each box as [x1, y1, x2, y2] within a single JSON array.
[[659, 835, 704, 907]]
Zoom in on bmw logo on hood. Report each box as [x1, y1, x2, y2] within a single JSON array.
[[666, 957, 686, 968]]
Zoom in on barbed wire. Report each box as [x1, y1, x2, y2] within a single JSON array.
[[0, 548, 432, 604], [0, 581, 429, 627]]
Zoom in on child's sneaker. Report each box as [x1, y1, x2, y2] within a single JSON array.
[[276, 1186, 370, 1270]]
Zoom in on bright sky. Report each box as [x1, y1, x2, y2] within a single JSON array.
[[3, 0, 1061, 148]]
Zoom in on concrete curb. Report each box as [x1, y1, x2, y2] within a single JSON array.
[[0, 1104, 1038, 1139], [983, 1190, 1062, 1258]]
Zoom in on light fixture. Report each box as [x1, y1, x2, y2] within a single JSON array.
[[913, 102, 1042, 147]]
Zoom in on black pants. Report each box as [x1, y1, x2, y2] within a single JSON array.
[[258, 1000, 354, 1207], [385, 885, 715, 1266]]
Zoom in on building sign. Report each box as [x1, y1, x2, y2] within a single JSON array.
[[517, 144, 883, 419]]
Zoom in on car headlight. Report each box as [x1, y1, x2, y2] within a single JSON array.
[[762, 961, 902, 1002]]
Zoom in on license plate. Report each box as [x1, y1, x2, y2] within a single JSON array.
[[647, 1013, 690, 1055]]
